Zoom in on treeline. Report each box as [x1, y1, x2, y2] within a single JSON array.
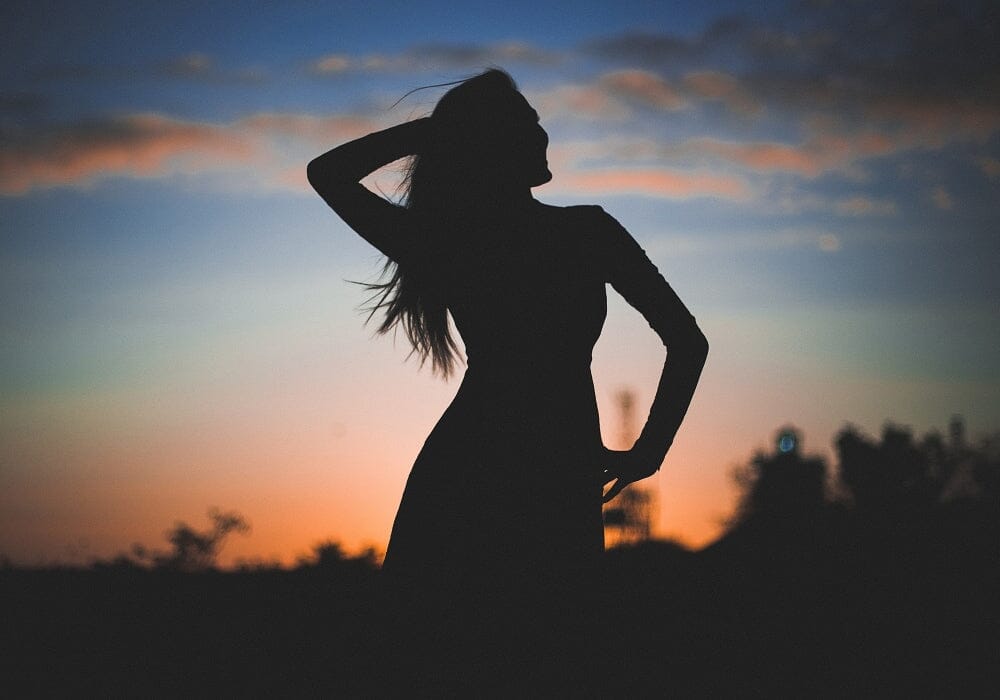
[[1, 417, 996, 696], [722, 417, 998, 558]]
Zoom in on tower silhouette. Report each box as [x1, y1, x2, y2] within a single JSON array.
[[603, 389, 658, 547]]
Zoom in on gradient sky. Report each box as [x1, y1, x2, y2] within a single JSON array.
[[2, 0, 998, 566]]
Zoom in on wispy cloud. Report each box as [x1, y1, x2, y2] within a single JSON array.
[[599, 70, 686, 111], [681, 71, 760, 116], [0, 114, 250, 195], [155, 52, 267, 84], [979, 157, 1000, 179], [554, 168, 750, 201], [0, 92, 48, 117], [32, 52, 268, 85], [528, 70, 687, 121], [583, 1, 1000, 147], [0, 103, 759, 203], [643, 227, 844, 258], [0, 112, 379, 195], [930, 186, 954, 211], [583, 17, 756, 65], [308, 41, 562, 76], [766, 189, 899, 218], [834, 196, 897, 217]]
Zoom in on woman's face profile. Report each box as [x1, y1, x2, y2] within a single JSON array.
[[468, 89, 550, 188], [505, 91, 552, 188]]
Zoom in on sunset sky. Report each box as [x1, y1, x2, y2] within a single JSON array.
[[2, 0, 998, 566]]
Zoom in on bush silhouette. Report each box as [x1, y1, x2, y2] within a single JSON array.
[[144, 507, 250, 572]]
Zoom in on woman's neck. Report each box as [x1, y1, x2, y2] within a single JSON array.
[[472, 182, 535, 214]]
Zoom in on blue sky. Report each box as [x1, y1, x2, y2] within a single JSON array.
[[2, 0, 998, 564]]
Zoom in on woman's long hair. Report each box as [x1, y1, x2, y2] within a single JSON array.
[[364, 68, 519, 378]]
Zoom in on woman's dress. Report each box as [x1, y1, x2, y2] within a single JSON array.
[[380, 202, 686, 588]]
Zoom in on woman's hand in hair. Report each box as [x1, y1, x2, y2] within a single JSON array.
[[601, 446, 661, 503]]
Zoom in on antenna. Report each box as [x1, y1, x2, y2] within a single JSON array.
[[603, 389, 658, 548]]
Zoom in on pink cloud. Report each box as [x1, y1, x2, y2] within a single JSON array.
[[0, 112, 381, 195], [690, 138, 823, 177], [307, 41, 562, 76], [238, 113, 376, 144], [531, 70, 687, 122], [930, 186, 953, 211], [834, 196, 896, 217], [978, 156, 1000, 178], [530, 84, 631, 121], [682, 70, 760, 115], [310, 54, 352, 74], [558, 167, 750, 201], [0, 114, 252, 195], [599, 70, 686, 111]]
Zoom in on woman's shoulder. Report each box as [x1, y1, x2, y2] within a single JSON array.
[[534, 201, 628, 246], [535, 200, 604, 216], [531, 202, 633, 276], [534, 201, 620, 230]]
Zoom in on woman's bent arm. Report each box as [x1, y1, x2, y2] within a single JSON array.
[[599, 208, 708, 500], [307, 118, 430, 260]]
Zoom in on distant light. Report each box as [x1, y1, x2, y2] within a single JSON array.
[[778, 432, 796, 453], [818, 233, 841, 253]]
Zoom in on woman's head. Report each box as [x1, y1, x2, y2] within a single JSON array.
[[409, 69, 551, 208]]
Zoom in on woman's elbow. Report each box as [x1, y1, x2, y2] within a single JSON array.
[[306, 157, 326, 193], [672, 322, 708, 363], [306, 157, 351, 202], [685, 323, 708, 362], [693, 326, 709, 361]]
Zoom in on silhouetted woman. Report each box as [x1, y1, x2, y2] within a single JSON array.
[[308, 69, 707, 689]]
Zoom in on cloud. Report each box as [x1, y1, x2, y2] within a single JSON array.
[[644, 228, 843, 257], [550, 130, 891, 181], [834, 196, 897, 217], [407, 41, 561, 69], [0, 114, 251, 195], [555, 167, 750, 201], [530, 84, 632, 121], [682, 71, 760, 115], [308, 41, 562, 75], [237, 113, 377, 144], [583, 17, 752, 65], [529, 70, 758, 124], [33, 53, 267, 85], [979, 157, 1000, 179], [564, 113, 991, 184], [598, 70, 686, 111], [0, 92, 48, 117], [0, 112, 380, 195], [685, 138, 824, 177], [160, 52, 213, 77], [311, 54, 352, 74], [763, 186, 899, 218], [817, 233, 841, 253], [157, 52, 268, 84], [931, 186, 953, 210], [584, 2, 1000, 146], [529, 70, 686, 122]]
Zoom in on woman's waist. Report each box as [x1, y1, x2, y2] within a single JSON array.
[[458, 366, 596, 405], [463, 352, 593, 378], [447, 371, 598, 431]]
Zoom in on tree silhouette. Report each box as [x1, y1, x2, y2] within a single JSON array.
[[729, 425, 828, 528], [295, 539, 380, 573], [147, 507, 251, 572], [837, 422, 941, 515]]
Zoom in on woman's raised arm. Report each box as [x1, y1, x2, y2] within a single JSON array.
[[598, 208, 709, 502], [307, 117, 431, 261]]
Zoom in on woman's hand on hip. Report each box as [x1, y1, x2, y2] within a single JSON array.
[[601, 447, 660, 503]]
